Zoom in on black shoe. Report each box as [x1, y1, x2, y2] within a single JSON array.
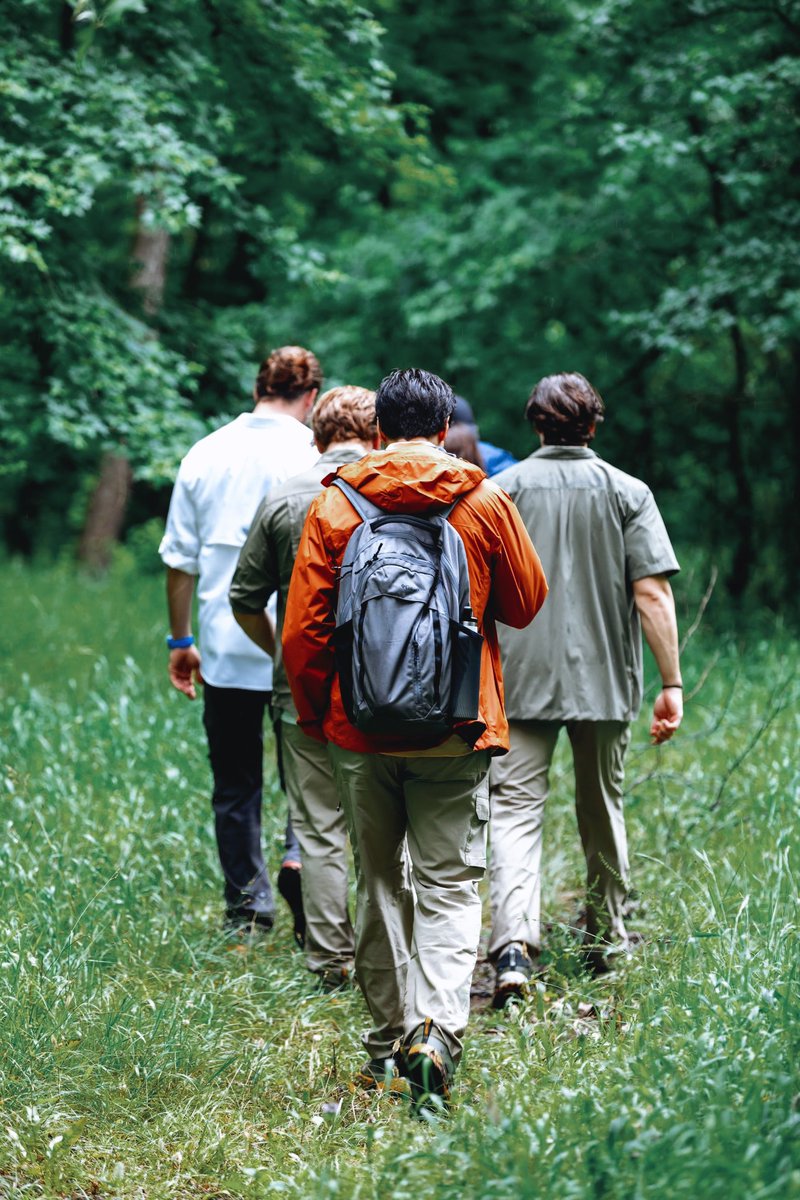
[[277, 863, 306, 949], [223, 907, 274, 936], [399, 1019, 454, 1111], [492, 942, 533, 1009], [318, 964, 353, 993]]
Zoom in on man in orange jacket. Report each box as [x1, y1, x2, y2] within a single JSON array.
[[283, 367, 547, 1107]]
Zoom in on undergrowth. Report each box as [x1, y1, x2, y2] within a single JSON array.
[[0, 560, 798, 1198]]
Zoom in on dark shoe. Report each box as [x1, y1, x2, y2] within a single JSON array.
[[352, 1056, 407, 1094], [583, 930, 644, 977], [318, 964, 354, 993], [224, 886, 275, 936], [223, 908, 274, 935], [492, 942, 533, 1009], [399, 1019, 454, 1111], [277, 863, 306, 949]]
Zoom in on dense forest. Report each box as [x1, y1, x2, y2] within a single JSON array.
[[1, 0, 798, 611]]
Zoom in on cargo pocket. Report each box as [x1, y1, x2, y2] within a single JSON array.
[[464, 777, 490, 868]]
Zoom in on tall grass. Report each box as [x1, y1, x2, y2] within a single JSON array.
[[0, 559, 798, 1198]]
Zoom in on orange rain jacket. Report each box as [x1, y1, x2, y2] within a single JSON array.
[[282, 442, 548, 755]]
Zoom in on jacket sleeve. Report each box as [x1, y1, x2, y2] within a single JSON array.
[[489, 489, 548, 628], [282, 497, 338, 741]]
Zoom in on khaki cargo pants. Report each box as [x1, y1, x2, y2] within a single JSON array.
[[488, 719, 631, 959], [328, 744, 491, 1065], [281, 720, 355, 974]]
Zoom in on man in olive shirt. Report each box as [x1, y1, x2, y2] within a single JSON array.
[[488, 372, 683, 998], [229, 386, 377, 989]]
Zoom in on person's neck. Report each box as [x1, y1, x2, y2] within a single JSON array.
[[321, 439, 370, 454], [253, 398, 304, 419], [385, 435, 443, 447]]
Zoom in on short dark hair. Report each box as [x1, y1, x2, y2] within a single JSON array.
[[524, 372, 605, 445], [375, 368, 455, 440]]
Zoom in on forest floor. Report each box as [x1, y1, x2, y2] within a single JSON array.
[[0, 560, 798, 1199]]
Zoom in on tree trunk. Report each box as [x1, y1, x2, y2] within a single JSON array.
[[131, 199, 170, 316], [77, 199, 169, 571], [725, 322, 754, 599], [77, 452, 133, 572]]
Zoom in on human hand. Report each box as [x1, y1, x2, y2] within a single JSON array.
[[168, 645, 204, 700], [650, 687, 683, 744]]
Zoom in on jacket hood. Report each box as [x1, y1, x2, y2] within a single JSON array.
[[329, 443, 486, 513]]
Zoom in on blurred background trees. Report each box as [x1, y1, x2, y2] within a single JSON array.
[[1, 0, 798, 608]]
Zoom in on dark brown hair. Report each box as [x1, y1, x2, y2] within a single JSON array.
[[255, 345, 322, 401], [444, 422, 486, 470], [524, 372, 605, 445], [311, 386, 376, 448]]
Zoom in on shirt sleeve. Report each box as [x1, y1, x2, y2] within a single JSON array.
[[282, 497, 339, 741], [625, 489, 680, 581], [158, 462, 200, 574], [229, 497, 280, 614]]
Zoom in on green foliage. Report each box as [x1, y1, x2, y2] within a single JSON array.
[[0, 562, 798, 1196], [1, 0, 798, 603]]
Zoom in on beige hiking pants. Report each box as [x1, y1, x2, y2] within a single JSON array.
[[328, 745, 491, 1064], [488, 720, 631, 959], [281, 721, 355, 974]]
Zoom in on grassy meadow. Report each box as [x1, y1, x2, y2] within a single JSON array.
[[0, 559, 798, 1199]]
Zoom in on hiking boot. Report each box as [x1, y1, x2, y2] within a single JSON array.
[[318, 964, 354, 993], [277, 862, 306, 949], [399, 1019, 454, 1111], [492, 942, 533, 1009], [352, 1056, 407, 1094], [583, 930, 644, 977]]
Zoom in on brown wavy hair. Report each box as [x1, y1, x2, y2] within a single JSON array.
[[444, 422, 486, 470], [311, 386, 376, 448], [524, 372, 605, 445], [255, 345, 322, 401]]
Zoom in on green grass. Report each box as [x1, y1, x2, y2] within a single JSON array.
[[1, 559, 798, 1199]]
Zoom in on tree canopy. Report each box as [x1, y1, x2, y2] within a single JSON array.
[[2, 0, 798, 608]]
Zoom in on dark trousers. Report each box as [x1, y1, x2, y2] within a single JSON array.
[[202, 684, 298, 914]]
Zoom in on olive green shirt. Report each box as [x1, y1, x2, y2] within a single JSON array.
[[494, 446, 679, 722], [229, 445, 365, 718]]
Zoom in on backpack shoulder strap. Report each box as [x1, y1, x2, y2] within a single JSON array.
[[329, 475, 384, 522]]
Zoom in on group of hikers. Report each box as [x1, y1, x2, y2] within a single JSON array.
[[159, 348, 683, 1111]]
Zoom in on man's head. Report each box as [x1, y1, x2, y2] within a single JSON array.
[[375, 368, 455, 442], [525, 372, 605, 446], [254, 346, 322, 408], [311, 386, 377, 452]]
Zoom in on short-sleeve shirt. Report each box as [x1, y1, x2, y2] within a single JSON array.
[[494, 445, 679, 722], [159, 411, 318, 690]]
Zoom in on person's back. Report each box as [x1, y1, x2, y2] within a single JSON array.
[[488, 372, 682, 1000], [172, 409, 319, 687], [495, 449, 664, 722], [282, 367, 547, 1109], [159, 345, 321, 935]]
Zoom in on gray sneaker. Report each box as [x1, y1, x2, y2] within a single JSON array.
[[492, 942, 533, 1009]]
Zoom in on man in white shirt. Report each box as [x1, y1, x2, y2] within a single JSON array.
[[159, 346, 320, 933]]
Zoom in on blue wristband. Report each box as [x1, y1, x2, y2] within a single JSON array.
[[167, 635, 195, 650]]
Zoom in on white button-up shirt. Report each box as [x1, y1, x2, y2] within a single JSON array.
[[159, 411, 318, 690]]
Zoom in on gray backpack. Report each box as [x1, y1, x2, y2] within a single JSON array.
[[330, 476, 484, 741]]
